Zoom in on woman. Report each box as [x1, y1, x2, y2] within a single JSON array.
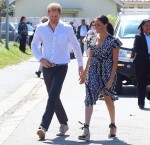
[[83, 20, 97, 56], [79, 15, 122, 141], [18, 16, 28, 53], [133, 19, 150, 109]]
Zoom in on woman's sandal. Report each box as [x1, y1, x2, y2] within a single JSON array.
[[78, 121, 90, 142], [108, 123, 117, 138]]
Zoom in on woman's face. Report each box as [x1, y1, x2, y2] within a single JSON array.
[[23, 18, 26, 22], [142, 21, 150, 35], [95, 19, 107, 33]]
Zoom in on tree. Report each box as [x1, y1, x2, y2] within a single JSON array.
[[0, 0, 14, 42]]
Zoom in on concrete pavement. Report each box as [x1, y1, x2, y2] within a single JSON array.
[[0, 58, 150, 145]]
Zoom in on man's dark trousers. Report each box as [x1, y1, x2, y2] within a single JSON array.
[[40, 65, 68, 131]]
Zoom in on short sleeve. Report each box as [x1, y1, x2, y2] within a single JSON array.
[[112, 38, 122, 49]]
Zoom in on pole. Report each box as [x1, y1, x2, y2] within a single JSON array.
[[5, 0, 9, 49]]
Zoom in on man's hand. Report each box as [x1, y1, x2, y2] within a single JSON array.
[[78, 66, 83, 76], [40, 58, 52, 68]]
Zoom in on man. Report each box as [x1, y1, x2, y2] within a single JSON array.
[[31, 3, 83, 140], [69, 21, 76, 34], [77, 19, 89, 55]]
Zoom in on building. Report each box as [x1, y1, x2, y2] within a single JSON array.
[[11, 0, 123, 19], [121, 0, 150, 8]]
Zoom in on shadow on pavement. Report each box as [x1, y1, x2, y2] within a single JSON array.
[[141, 107, 150, 111], [42, 136, 131, 145]]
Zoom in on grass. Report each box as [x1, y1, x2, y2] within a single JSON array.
[[0, 40, 33, 69]]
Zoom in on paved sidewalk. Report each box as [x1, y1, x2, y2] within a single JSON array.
[[0, 57, 41, 102], [1, 58, 150, 145]]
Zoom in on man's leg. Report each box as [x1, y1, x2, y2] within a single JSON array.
[[40, 65, 68, 131]]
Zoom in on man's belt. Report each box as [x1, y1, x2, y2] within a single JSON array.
[[51, 63, 68, 67]]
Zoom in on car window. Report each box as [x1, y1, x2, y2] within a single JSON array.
[[119, 20, 141, 38], [1, 23, 15, 31]]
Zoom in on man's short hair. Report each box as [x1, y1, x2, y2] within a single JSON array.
[[47, 3, 62, 13]]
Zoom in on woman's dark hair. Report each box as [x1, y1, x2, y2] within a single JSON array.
[[20, 16, 26, 22], [97, 15, 114, 36], [89, 20, 95, 29], [138, 19, 150, 32]]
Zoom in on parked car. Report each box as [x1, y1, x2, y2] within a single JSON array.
[[0, 22, 35, 43], [114, 9, 150, 95], [0, 22, 17, 41]]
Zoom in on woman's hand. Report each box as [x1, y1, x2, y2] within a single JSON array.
[[105, 79, 113, 90], [79, 71, 86, 84]]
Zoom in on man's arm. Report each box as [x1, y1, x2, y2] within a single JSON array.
[[31, 27, 43, 62], [68, 26, 83, 75]]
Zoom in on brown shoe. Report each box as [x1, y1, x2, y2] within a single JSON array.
[[37, 127, 46, 140], [56, 124, 69, 136]]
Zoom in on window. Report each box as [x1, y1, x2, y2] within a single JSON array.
[[119, 20, 141, 38]]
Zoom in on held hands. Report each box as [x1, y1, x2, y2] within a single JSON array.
[[40, 58, 52, 68], [79, 67, 86, 84]]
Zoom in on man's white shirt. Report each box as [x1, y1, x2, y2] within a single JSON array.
[[31, 20, 83, 66]]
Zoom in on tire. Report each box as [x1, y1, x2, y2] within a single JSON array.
[[115, 74, 123, 95]]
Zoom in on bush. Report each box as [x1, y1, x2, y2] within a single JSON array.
[[107, 15, 117, 27]]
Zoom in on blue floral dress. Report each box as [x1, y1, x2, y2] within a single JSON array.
[[85, 35, 122, 106]]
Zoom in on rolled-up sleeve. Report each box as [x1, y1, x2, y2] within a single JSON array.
[[31, 27, 43, 61], [69, 27, 83, 66]]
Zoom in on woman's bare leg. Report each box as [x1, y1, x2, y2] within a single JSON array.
[[104, 95, 116, 137]]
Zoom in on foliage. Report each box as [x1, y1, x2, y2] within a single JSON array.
[[0, 0, 14, 17], [107, 15, 117, 27], [0, 41, 32, 69]]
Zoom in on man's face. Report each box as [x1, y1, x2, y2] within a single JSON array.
[[81, 20, 85, 25], [48, 9, 60, 25]]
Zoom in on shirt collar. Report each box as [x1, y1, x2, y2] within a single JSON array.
[[144, 33, 150, 37]]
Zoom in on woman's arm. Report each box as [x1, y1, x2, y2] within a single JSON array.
[[79, 48, 92, 84], [106, 48, 119, 89]]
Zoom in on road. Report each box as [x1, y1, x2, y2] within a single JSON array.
[[0, 57, 150, 145]]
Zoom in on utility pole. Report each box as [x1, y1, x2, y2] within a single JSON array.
[[5, 0, 9, 49]]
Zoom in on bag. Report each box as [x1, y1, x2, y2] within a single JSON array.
[[147, 90, 150, 100]]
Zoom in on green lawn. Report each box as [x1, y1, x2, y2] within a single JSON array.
[[0, 41, 33, 69]]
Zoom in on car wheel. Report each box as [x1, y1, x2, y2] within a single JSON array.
[[115, 74, 123, 95]]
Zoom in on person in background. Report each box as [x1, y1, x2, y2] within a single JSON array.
[[35, 16, 49, 78], [77, 19, 89, 55], [69, 21, 76, 34], [78, 15, 122, 141], [18, 16, 28, 53], [31, 2, 83, 140], [83, 20, 97, 56], [133, 19, 150, 109]]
